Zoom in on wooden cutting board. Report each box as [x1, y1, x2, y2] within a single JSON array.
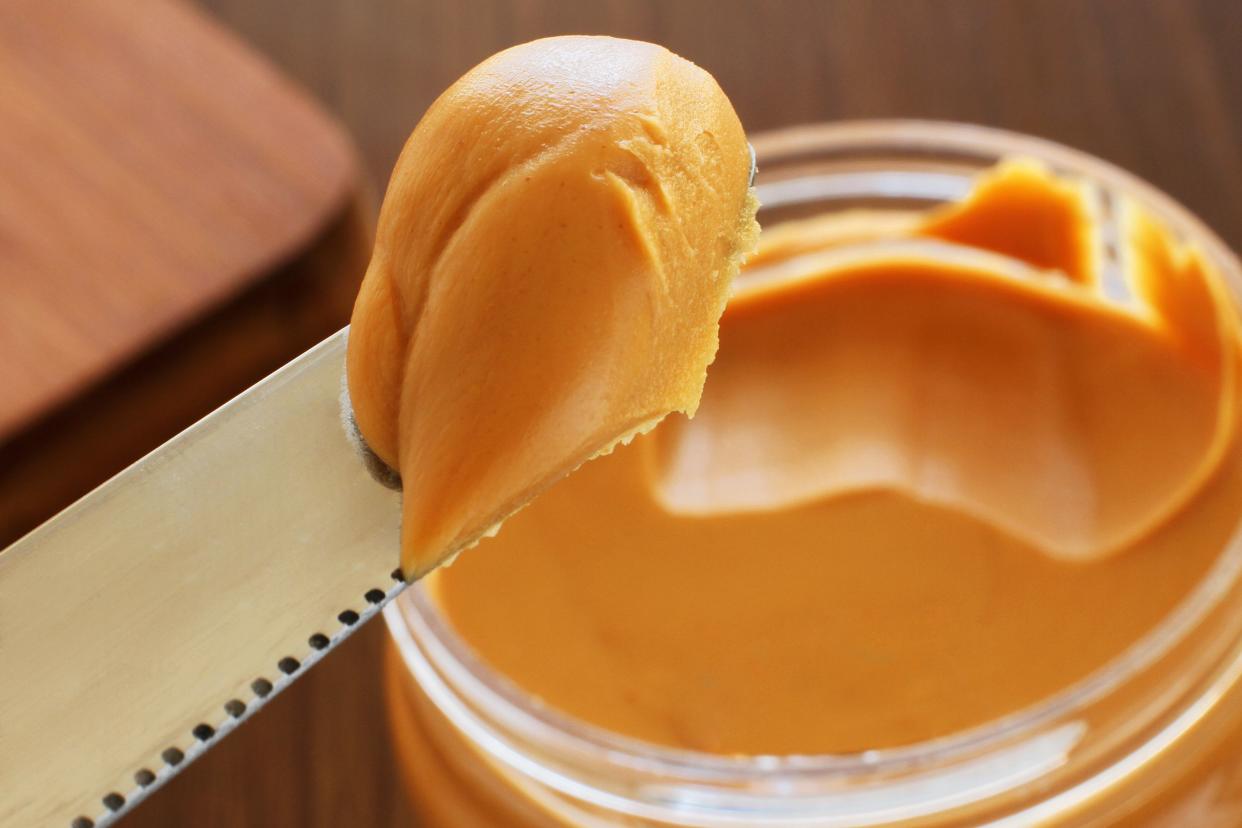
[[0, 0, 370, 547]]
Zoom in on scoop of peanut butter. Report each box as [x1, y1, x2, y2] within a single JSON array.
[[346, 36, 758, 576]]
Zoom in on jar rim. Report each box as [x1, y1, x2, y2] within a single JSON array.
[[385, 118, 1242, 787]]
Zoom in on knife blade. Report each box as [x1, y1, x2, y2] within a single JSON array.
[[0, 328, 403, 828]]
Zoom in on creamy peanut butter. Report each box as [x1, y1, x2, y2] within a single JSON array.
[[346, 37, 758, 577], [427, 161, 1242, 755]]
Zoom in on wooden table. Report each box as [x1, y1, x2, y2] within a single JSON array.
[[98, 0, 1242, 824]]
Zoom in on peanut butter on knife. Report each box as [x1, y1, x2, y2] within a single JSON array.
[[345, 36, 758, 577]]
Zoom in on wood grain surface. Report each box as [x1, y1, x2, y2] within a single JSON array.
[[0, 0, 370, 548], [106, 0, 1240, 824], [0, 0, 357, 442]]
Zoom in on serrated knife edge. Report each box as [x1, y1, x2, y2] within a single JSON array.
[[75, 573, 408, 828]]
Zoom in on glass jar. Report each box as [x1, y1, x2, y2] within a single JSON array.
[[382, 120, 1242, 827]]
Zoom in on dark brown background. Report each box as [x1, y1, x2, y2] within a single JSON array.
[[123, 0, 1242, 824]]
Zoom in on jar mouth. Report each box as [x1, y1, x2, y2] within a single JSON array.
[[386, 119, 1242, 787]]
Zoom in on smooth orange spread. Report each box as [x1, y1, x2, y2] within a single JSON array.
[[347, 37, 758, 576], [428, 161, 1242, 755]]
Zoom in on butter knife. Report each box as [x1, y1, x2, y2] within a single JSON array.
[[0, 329, 400, 828]]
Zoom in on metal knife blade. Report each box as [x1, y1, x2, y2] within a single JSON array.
[[0, 328, 403, 827]]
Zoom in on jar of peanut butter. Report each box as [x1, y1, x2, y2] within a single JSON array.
[[382, 121, 1242, 827]]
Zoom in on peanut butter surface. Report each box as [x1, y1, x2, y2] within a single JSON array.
[[347, 36, 757, 577], [429, 162, 1242, 755]]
